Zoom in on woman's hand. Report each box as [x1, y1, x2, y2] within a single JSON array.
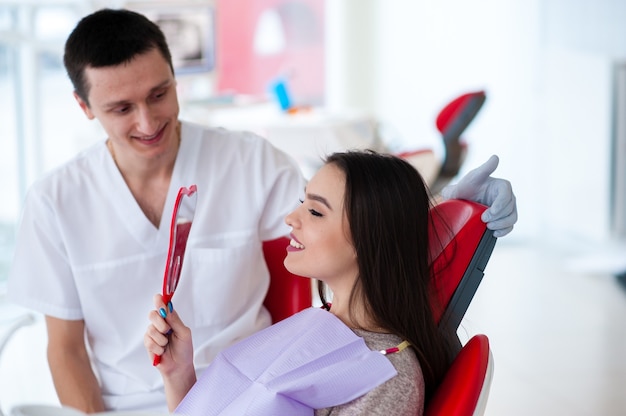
[[144, 294, 196, 410]]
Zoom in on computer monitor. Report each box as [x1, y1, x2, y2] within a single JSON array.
[[128, 2, 215, 75]]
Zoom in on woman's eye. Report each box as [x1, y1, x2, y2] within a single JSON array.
[[309, 209, 322, 217], [299, 198, 322, 217]]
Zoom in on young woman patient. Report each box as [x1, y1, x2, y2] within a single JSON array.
[[144, 150, 451, 415]]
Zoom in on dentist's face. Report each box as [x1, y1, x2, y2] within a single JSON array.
[[74, 48, 180, 163]]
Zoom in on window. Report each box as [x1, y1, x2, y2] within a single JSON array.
[[0, 3, 93, 287]]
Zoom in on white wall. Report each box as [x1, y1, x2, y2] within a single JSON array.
[[539, 47, 613, 243], [326, 0, 626, 247]]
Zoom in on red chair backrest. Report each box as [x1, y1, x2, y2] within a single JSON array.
[[262, 237, 312, 323], [432, 91, 486, 194], [435, 91, 486, 140], [425, 334, 493, 416], [428, 200, 496, 330]]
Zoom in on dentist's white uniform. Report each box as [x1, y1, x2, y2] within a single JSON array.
[[8, 121, 305, 411]]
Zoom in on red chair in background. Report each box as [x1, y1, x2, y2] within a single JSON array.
[[430, 90, 487, 195], [395, 90, 486, 193]]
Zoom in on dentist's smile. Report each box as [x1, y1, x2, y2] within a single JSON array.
[[133, 124, 166, 144]]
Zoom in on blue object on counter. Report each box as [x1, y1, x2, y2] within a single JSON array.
[[270, 78, 292, 111]]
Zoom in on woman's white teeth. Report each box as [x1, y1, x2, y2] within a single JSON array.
[[290, 239, 304, 249]]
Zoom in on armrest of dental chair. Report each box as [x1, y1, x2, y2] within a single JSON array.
[[425, 333, 494, 416]]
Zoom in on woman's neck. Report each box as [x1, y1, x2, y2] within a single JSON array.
[[328, 295, 387, 333]]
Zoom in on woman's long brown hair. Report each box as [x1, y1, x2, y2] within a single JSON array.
[[318, 150, 450, 402]]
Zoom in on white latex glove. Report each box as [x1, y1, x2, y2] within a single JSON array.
[[441, 155, 517, 237]]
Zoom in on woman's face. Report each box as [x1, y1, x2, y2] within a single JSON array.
[[284, 163, 358, 291]]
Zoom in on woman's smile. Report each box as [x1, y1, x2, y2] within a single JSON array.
[[287, 234, 304, 252]]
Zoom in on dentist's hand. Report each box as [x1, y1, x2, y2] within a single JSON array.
[[441, 155, 517, 237]]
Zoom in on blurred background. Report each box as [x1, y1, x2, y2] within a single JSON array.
[[0, 0, 625, 415]]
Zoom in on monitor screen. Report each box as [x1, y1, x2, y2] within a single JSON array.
[[129, 2, 215, 75]]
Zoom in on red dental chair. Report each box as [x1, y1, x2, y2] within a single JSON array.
[[426, 200, 496, 416], [429, 90, 487, 195], [262, 198, 497, 415], [396, 91, 486, 193], [428, 199, 497, 351]]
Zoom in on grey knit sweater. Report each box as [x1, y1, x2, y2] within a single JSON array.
[[314, 329, 425, 416]]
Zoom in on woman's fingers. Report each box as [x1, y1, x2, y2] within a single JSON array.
[[146, 293, 193, 366], [145, 295, 173, 361], [145, 312, 171, 354], [148, 306, 172, 334]]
